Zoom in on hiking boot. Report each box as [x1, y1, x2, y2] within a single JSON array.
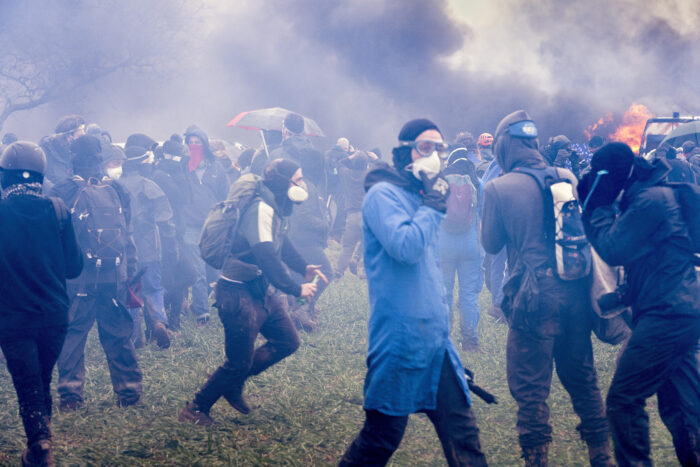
[[153, 321, 171, 349], [587, 440, 615, 467], [522, 444, 549, 467], [58, 399, 83, 412], [196, 314, 210, 327], [22, 439, 54, 467], [223, 384, 251, 415], [179, 402, 216, 426], [117, 396, 141, 408]]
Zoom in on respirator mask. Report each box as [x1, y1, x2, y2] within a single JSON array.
[[105, 166, 123, 179], [399, 139, 449, 180], [288, 180, 308, 203]]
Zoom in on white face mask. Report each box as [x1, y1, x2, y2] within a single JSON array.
[[287, 181, 309, 203], [407, 151, 442, 180], [105, 166, 122, 179]]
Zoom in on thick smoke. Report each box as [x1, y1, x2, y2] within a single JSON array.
[[2, 0, 699, 152]]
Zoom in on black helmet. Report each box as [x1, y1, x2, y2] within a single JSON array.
[[0, 141, 47, 175]]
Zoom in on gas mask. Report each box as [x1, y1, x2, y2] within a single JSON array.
[[407, 151, 442, 180], [105, 166, 123, 179], [288, 180, 308, 203]]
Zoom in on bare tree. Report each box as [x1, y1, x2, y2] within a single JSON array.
[[0, 0, 198, 133]]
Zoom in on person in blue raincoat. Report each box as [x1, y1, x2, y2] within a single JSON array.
[[339, 119, 487, 467]]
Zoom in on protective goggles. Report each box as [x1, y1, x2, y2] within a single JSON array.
[[398, 139, 450, 159], [508, 120, 538, 138]]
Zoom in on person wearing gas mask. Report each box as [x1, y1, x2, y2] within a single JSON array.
[[481, 111, 612, 466], [181, 125, 230, 326], [578, 143, 700, 467], [339, 119, 487, 467], [179, 158, 327, 426], [0, 142, 83, 467]]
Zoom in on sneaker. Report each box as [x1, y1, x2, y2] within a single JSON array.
[[196, 314, 210, 327], [117, 396, 141, 408], [59, 399, 83, 412], [153, 321, 171, 349], [179, 402, 216, 426]]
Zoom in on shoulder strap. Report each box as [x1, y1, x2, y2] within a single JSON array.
[[49, 197, 68, 231]]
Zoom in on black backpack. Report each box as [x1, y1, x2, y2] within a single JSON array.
[[70, 177, 127, 269], [513, 166, 592, 280], [198, 173, 260, 269]]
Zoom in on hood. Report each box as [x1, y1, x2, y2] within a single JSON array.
[[364, 161, 419, 193], [280, 135, 312, 162], [620, 157, 671, 210], [493, 110, 545, 173], [184, 125, 214, 159]]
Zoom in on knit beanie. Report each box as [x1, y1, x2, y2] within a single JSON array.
[[392, 118, 441, 171]]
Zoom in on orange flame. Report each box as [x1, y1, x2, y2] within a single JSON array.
[[608, 103, 652, 154], [584, 112, 613, 140]]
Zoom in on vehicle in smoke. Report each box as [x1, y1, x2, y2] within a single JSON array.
[[639, 112, 700, 157]]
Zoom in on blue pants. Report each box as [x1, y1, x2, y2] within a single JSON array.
[[129, 262, 169, 341], [439, 227, 483, 343], [182, 228, 212, 319], [488, 247, 507, 306]]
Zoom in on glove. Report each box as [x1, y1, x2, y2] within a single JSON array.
[[420, 173, 450, 213]]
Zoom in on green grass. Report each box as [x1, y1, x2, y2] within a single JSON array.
[[0, 268, 680, 465]]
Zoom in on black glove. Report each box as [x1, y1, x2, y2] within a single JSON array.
[[420, 173, 450, 213]]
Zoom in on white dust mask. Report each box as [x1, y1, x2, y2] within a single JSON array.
[[407, 151, 442, 180], [105, 166, 122, 179], [287, 181, 308, 203]]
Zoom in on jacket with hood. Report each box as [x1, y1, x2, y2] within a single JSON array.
[[40, 135, 74, 185], [182, 125, 230, 230], [269, 134, 313, 163], [482, 111, 578, 274], [583, 159, 699, 322], [359, 163, 472, 415]]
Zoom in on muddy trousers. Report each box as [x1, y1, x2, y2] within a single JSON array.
[[339, 355, 487, 467], [506, 278, 609, 450], [57, 284, 143, 405], [0, 325, 66, 446], [193, 281, 300, 412], [607, 313, 700, 467]]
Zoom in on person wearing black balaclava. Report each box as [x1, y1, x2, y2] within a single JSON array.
[[578, 143, 700, 467], [179, 158, 327, 426], [49, 135, 143, 412], [0, 142, 82, 467], [481, 111, 612, 466], [340, 119, 487, 467]]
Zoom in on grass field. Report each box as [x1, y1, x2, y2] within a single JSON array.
[[0, 265, 680, 465]]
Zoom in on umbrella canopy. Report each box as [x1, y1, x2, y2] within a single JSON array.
[[659, 120, 700, 148], [227, 107, 325, 137]]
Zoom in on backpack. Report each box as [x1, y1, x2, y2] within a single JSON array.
[[443, 174, 477, 233], [667, 182, 700, 264], [198, 173, 260, 269], [70, 177, 128, 269], [514, 167, 592, 280]]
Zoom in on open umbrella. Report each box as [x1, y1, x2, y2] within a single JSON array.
[[227, 107, 325, 137], [659, 120, 700, 148]]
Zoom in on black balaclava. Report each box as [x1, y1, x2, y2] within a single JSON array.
[[493, 110, 544, 173], [70, 135, 103, 179], [585, 142, 635, 205], [263, 158, 300, 216]]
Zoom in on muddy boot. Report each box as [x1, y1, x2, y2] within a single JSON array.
[[522, 444, 549, 467], [178, 402, 216, 426], [22, 439, 54, 467], [153, 321, 171, 349], [222, 380, 251, 415], [291, 305, 317, 332], [587, 440, 615, 467]]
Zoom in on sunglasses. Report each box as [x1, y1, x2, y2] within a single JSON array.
[[399, 140, 450, 159]]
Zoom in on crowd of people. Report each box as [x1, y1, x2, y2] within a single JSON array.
[[0, 109, 698, 467]]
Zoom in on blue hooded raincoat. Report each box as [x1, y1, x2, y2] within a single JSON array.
[[361, 178, 472, 416]]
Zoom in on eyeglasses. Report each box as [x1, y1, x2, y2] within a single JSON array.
[[399, 140, 450, 159]]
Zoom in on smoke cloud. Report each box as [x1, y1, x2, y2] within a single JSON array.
[[2, 0, 699, 153]]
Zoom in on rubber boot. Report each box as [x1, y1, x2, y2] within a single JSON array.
[[587, 440, 615, 467], [522, 444, 549, 467]]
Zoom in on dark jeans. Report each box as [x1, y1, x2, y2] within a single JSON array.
[[506, 277, 609, 449], [340, 354, 487, 467], [57, 284, 142, 405], [193, 281, 300, 412], [0, 325, 66, 446], [607, 312, 700, 467]]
